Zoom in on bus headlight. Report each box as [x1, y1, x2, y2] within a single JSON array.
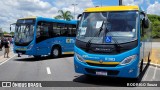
[[75, 53, 85, 62], [27, 44, 33, 50], [120, 55, 137, 65]]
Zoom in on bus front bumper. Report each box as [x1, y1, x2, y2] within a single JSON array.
[[74, 56, 139, 78]]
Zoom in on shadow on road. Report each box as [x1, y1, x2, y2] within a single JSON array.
[[73, 61, 150, 87], [13, 54, 74, 62]]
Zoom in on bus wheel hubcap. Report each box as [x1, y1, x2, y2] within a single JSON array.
[[53, 49, 58, 56]]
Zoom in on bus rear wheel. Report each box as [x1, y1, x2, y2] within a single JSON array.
[[51, 47, 61, 58]]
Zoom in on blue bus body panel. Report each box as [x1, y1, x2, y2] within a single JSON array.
[[74, 45, 140, 78], [14, 37, 75, 55], [13, 17, 77, 56], [73, 6, 152, 78]]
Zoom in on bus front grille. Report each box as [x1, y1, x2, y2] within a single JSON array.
[[86, 63, 118, 67]]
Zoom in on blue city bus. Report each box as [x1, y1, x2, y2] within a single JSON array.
[[13, 16, 77, 58], [74, 6, 152, 79]]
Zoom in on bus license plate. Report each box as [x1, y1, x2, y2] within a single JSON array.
[[96, 71, 107, 76]]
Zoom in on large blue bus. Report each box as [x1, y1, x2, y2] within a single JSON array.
[[12, 16, 77, 58], [74, 5, 152, 79]]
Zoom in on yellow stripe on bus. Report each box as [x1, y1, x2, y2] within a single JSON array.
[[85, 60, 120, 65], [63, 52, 74, 54], [84, 6, 139, 12]]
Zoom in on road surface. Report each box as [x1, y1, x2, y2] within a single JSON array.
[[0, 55, 159, 90]]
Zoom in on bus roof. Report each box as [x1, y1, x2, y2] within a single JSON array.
[[18, 16, 77, 25], [19, 16, 37, 20], [36, 17, 77, 25], [84, 5, 140, 12]]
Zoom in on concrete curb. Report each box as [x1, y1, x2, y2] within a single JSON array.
[[144, 62, 160, 68], [149, 63, 160, 68]]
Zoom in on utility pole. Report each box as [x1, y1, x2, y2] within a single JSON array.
[[72, 4, 78, 20], [101, 0, 102, 6], [119, 0, 123, 5]]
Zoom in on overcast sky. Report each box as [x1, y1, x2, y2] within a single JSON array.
[[0, 0, 160, 32]]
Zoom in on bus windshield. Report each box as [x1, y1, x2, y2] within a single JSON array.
[[14, 19, 35, 45], [77, 11, 138, 44]]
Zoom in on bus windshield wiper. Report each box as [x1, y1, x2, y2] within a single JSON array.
[[105, 27, 121, 53], [86, 21, 105, 51]]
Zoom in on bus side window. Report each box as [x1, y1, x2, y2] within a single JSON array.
[[66, 24, 76, 37], [52, 23, 60, 36], [58, 23, 68, 36], [36, 21, 50, 42], [140, 14, 145, 38], [72, 25, 76, 37], [67, 24, 72, 37]]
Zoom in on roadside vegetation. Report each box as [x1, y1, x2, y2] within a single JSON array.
[[148, 14, 160, 40], [54, 10, 73, 21]]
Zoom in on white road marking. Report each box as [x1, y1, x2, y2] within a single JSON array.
[[46, 67, 51, 74], [0, 54, 16, 66], [151, 61, 158, 81], [143, 65, 151, 81], [150, 66, 160, 70]]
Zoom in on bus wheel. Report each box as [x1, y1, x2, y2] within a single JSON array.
[[33, 55, 41, 58], [51, 47, 61, 58]]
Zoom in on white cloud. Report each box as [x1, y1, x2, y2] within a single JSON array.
[[0, 0, 94, 32], [53, 0, 94, 18], [0, 0, 58, 32], [123, 0, 144, 5], [147, 1, 160, 15]]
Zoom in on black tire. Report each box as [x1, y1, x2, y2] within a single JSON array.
[[51, 46, 61, 58], [85, 74, 95, 80], [132, 76, 140, 82], [33, 55, 41, 58]]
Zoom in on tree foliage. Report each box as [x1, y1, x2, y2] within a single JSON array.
[[54, 10, 73, 21], [10, 31, 14, 36], [3, 31, 8, 34], [148, 14, 160, 38]]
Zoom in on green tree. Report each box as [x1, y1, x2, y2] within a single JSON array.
[[10, 31, 14, 36], [3, 31, 8, 34], [54, 10, 73, 21], [148, 14, 160, 38]]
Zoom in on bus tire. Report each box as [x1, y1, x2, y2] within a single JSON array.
[[33, 55, 41, 58], [51, 46, 61, 58], [85, 74, 94, 79], [133, 76, 140, 82]]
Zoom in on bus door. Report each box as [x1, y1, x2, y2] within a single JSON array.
[[65, 24, 76, 52], [140, 19, 145, 67], [36, 21, 51, 55], [58, 24, 76, 53]]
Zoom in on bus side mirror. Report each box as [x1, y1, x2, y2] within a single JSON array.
[[10, 26, 11, 31], [142, 18, 149, 28], [140, 11, 149, 28], [77, 14, 82, 20]]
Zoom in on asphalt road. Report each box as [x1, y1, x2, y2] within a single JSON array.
[[0, 55, 160, 90]]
